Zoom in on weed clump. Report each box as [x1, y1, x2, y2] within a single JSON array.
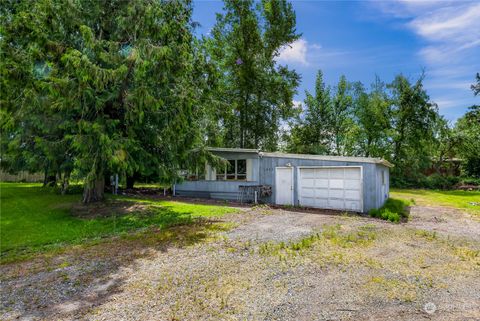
[[369, 198, 410, 223]]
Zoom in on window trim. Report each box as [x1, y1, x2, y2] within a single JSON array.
[[216, 159, 247, 181]]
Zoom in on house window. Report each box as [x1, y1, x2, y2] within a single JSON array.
[[216, 159, 247, 181], [237, 159, 247, 180], [226, 160, 236, 180], [184, 164, 205, 181]]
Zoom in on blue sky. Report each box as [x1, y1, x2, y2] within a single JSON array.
[[193, 0, 480, 122]]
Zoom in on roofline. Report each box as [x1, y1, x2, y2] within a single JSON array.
[[259, 152, 394, 168], [202, 147, 394, 167], [206, 147, 259, 153]]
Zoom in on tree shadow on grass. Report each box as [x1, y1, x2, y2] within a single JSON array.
[[0, 204, 233, 320]]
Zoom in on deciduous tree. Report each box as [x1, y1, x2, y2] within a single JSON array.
[[207, 0, 301, 150]]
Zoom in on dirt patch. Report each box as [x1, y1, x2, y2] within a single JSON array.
[[406, 205, 480, 240], [70, 200, 151, 219], [227, 209, 379, 243]]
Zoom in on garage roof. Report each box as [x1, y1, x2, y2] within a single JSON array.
[[206, 147, 393, 168], [260, 152, 394, 167]]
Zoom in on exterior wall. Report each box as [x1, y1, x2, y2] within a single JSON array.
[[374, 164, 390, 209], [174, 151, 260, 200], [259, 156, 380, 213], [174, 180, 260, 200], [174, 151, 390, 212]]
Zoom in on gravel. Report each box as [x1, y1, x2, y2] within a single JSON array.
[[1, 204, 479, 321]]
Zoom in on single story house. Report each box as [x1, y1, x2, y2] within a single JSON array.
[[174, 148, 393, 213]]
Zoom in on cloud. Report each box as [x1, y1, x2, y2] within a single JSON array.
[[370, 0, 480, 120], [277, 39, 309, 65], [373, 1, 480, 64], [409, 3, 480, 42]]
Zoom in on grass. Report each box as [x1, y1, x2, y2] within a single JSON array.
[[391, 188, 480, 215], [0, 183, 236, 261], [258, 224, 377, 258], [369, 198, 410, 223]]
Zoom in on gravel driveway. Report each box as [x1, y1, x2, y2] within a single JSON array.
[[1, 205, 479, 321]]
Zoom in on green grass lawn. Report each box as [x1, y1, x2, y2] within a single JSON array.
[[0, 183, 236, 260], [390, 188, 480, 215]]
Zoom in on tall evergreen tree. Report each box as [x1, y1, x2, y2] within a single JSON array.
[[1, 0, 202, 202], [206, 0, 300, 150]]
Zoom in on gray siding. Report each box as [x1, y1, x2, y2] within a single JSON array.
[[175, 151, 390, 212], [374, 164, 390, 209], [175, 151, 260, 201], [259, 156, 379, 212], [175, 180, 260, 200]]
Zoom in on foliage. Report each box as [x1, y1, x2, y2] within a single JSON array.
[[472, 72, 480, 96], [460, 177, 480, 186], [0, 183, 236, 260], [0, 0, 205, 202], [287, 71, 439, 185], [421, 174, 460, 190], [1, 0, 479, 195], [353, 77, 391, 158], [369, 198, 410, 223], [205, 0, 301, 150], [288, 70, 333, 154], [454, 105, 480, 178], [388, 74, 439, 182]]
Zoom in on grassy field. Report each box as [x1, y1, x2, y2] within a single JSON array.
[[391, 188, 480, 215], [0, 183, 236, 260], [2, 183, 479, 262]]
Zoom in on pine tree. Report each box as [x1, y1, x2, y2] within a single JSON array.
[[1, 0, 202, 202]]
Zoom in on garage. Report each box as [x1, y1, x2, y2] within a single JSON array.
[[298, 166, 362, 212], [175, 148, 392, 213]]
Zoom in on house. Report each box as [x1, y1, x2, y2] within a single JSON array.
[[174, 148, 393, 213]]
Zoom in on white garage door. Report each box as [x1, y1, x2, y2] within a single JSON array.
[[298, 167, 363, 212]]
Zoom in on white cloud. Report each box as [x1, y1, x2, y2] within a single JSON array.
[[373, 1, 480, 64], [278, 39, 309, 65], [370, 0, 480, 121], [409, 3, 480, 42]]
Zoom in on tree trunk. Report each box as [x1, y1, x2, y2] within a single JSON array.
[[126, 175, 135, 189], [82, 177, 105, 203], [43, 174, 57, 187], [61, 171, 71, 195], [42, 164, 57, 187]]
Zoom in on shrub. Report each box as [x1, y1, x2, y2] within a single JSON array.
[[380, 209, 400, 223], [369, 198, 409, 223], [460, 177, 480, 186], [421, 174, 459, 190]]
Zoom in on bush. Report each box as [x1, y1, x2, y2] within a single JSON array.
[[391, 176, 418, 189], [392, 173, 467, 190], [421, 174, 459, 189], [369, 198, 409, 223], [460, 177, 480, 186]]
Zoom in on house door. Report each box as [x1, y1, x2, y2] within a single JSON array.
[[275, 167, 293, 205]]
